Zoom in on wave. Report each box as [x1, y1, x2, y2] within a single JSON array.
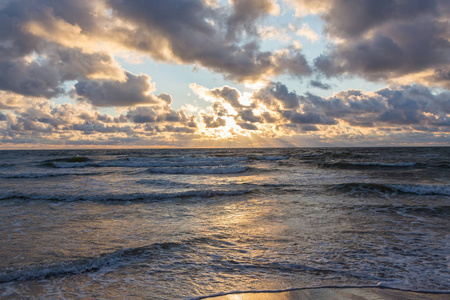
[[0, 237, 228, 283], [297, 153, 324, 158], [0, 249, 128, 283], [333, 183, 450, 196], [0, 241, 187, 283], [41, 162, 97, 169], [0, 171, 106, 179], [322, 162, 417, 169], [0, 163, 15, 168], [42, 156, 91, 165], [0, 188, 253, 202], [251, 156, 289, 161], [41, 156, 249, 169], [144, 165, 249, 174]]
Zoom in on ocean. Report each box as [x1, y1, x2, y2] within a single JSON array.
[[0, 147, 449, 299]]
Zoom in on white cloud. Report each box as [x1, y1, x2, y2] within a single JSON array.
[[295, 23, 319, 42]]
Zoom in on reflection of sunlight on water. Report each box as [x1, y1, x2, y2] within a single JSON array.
[[211, 291, 293, 299], [206, 198, 281, 237]]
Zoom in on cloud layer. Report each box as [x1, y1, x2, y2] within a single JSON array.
[[2, 83, 448, 147], [0, 0, 449, 147], [310, 0, 450, 88]]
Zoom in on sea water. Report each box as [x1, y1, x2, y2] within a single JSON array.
[[0, 147, 449, 299]]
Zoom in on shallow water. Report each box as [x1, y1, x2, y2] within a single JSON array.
[[0, 148, 449, 299]]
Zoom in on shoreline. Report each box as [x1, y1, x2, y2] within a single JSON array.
[[196, 286, 450, 300]]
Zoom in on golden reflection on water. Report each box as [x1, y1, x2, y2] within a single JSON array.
[[209, 291, 294, 300], [204, 196, 288, 239]]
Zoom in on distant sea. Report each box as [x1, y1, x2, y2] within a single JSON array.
[[0, 147, 449, 299]]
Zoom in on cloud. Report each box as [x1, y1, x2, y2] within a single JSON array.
[[309, 80, 331, 90], [194, 82, 450, 133], [312, 0, 450, 88], [295, 23, 319, 42], [74, 72, 163, 107], [202, 114, 227, 128], [0, 59, 63, 98], [0, 0, 312, 104], [0, 0, 127, 98], [258, 26, 292, 43], [1, 82, 449, 147], [238, 122, 259, 130], [126, 105, 192, 125], [0, 0, 448, 147], [227, 0, 280, 40], [0, 93, 200, 147], [322, 0, 440, 38], [105, 0, 311, 81], [282, 0, 332, 16]]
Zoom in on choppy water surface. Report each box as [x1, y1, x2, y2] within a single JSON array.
[[0, 148, 449, 299]]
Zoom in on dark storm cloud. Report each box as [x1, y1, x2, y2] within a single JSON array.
[[75, 72, 162, 107], [0, 112, 6, 121], [314, 0, 450, 88], [106, 0, 311, 81]]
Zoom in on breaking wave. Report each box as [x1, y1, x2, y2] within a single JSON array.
[[0, 171, 105, 179], [0, 189, 253, 202], [322, 162, 418, 169], [0, 241, 188, 283], [334, 183, 450, 196], [41, 156, 250, 169]]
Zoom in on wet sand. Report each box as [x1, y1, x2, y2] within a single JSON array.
[[200, 287, 450, 300]]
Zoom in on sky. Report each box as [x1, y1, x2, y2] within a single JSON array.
[[0, 0, 449, 149]]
